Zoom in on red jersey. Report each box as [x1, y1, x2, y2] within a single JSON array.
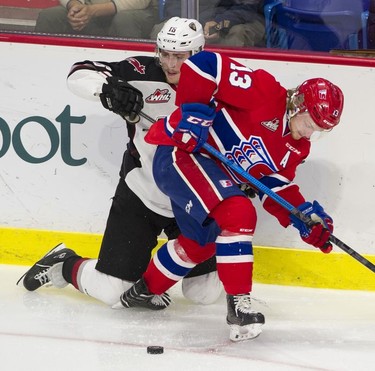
[[145, 51, 310, 226]]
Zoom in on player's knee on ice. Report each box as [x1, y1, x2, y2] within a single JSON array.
[[182, 271, 222, 305]]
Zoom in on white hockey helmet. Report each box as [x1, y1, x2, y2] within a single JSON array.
[[157, 17, 205, 55]]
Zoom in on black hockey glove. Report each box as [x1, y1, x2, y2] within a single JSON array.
[[100, 76, 144, 123], [240, 184, 257, 199]]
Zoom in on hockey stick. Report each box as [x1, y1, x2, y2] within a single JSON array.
[[201, 142, 375, 273], [138, 111, 375, 273]]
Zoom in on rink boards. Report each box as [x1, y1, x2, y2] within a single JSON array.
[[1, 34, 374, 291]]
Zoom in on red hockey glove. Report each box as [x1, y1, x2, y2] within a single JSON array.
[[290, 201, 334, 253], [171, 103, 215, 152]]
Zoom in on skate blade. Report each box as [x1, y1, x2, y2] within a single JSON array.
[[229, 323, 263, 342], [16, 272, 27, 286]]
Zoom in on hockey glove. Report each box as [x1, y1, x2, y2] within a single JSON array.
[[100, 76, 144, 123], [290, 200, 334, 253], [171, 103, 215, 152], [240, 184, 257, 199]]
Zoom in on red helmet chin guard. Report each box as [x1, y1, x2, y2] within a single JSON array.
[[295, 78, 344, 130]]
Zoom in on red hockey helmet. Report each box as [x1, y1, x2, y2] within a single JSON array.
[[294, 78, 344, 130]]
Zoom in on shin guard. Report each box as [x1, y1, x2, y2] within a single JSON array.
[[210, 196, 257, 295]]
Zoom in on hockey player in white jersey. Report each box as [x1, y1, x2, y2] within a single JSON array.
[[17, 17, 222, 307]]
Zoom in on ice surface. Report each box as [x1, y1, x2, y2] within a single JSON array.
[[1, 264, 375, 371]]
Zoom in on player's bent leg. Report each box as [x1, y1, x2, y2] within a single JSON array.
[[210, 196, 256, 294], [17, 243, 137, 306], [118, 237, 216, 310], [144, 236, 216, 295], [73, 259, 134, 306]]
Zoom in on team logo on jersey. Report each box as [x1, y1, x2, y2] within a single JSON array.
[[219, 180, 233, 188], [126, 57, 146, 74], [145, 89, 172, 103], [261, 118, 279, 132], [225, 136, 277, 181]]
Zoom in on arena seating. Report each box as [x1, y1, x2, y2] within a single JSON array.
[[264, 0, 370, 51]]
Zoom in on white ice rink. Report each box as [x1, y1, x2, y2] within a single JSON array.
[[1, 264, 375, 371]]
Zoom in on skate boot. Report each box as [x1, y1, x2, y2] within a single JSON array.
[[17, 243, 76, 291], [226, 293, 265, 342], [119, 277, 171, 310]]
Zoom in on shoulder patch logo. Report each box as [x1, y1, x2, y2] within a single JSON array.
[[126, 57, 146, 74], [145, 89, 172, 103], [261, 118, 279, 132]]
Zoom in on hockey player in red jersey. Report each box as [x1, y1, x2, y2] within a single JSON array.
[[116, 50, 344, 342]]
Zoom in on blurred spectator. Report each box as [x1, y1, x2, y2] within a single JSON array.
[[202, 0, 266, 47], [35, 0, 158, 38], [151, 0, 265, 48]]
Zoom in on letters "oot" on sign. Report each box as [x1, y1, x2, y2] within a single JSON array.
[[0, 105, 86, 166]]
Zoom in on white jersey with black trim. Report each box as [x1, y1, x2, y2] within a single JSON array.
[[67, 56, 176, 217]]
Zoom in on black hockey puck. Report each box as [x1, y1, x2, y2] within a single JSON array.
[[147, 345, 164, 354]]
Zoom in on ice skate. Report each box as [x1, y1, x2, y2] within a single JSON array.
[[17, 243, 76, 291], [226, 293, 265, 342], [119, 277, 171, 310]]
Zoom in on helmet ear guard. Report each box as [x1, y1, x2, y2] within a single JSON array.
[[292, 78, 344, 130]]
